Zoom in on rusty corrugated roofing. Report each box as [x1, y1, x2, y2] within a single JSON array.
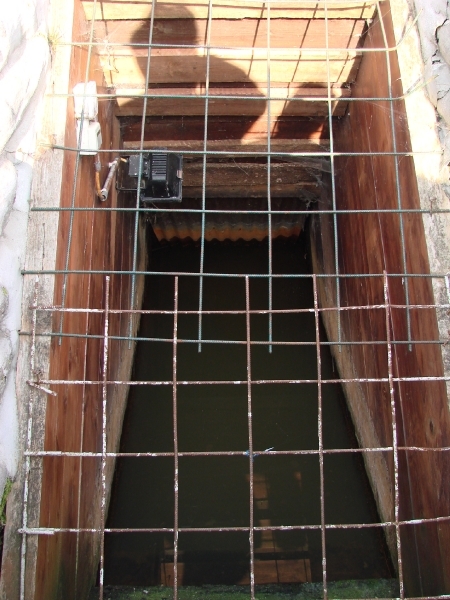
[[150, 197, 311, 242]]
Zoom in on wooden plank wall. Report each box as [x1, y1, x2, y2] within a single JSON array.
[[311, 4, 450, 596], [32, 2, 144, 598], [116, 86, 351, 119], [81, 1, 371, 119], [121, 114, 330, 151]]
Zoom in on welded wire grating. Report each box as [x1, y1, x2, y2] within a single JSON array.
[[22, 274, 450, 600], [15, 0, 450, 599]]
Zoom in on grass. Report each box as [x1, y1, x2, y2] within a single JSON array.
[[89, 580, 400, 600], [0, 478, 12, 527], [0, 478, 13, 569]]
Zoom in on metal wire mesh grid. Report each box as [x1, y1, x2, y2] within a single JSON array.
[[30, 6, 447, 286], [29, 0, 447, 349], [19, 272, 450, 599], [14, 0, 450, 599]]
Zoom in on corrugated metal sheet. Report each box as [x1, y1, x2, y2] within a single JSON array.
[[150, 197, 311, 242]]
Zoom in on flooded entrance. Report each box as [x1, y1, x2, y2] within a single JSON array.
[[104, 233, 394, 587]]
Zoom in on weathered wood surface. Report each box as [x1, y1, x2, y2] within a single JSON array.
[[183, 182, 319, 197], [82, 1, 369, 119], [92, 17, 366, 49], [100, 50, 361, 88], [32, 2, 140, 599], [178, 158, 321, 197], [160, 558, 311, 585], [115, 86, 350, 117], [123, 139, 329, 155], [312, 3, 450, 596], [82, 4, 368, 117], [0, 0, 76, 596], [183, 160, 322, 186], [82, 0, 377, 21], [120, 115, 329, 145], [121, 115, 330, 156]]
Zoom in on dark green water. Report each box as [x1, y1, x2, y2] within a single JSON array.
[[104, 235, 394, 587]]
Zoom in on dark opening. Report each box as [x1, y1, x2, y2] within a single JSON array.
[[104, 229, 394, 588]]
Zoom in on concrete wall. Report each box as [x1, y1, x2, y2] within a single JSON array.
[[0, 0, 49, 507], [397, 0, 450, 400]]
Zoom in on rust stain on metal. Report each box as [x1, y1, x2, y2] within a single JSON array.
[[151, 198, 310, 242]]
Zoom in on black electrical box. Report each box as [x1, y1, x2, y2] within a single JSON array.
[[117, 151, 183, 204]]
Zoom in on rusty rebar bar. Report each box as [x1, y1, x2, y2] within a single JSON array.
[[173, 276, 179, 599], [384, 271, 405, 599], [99, 276, 110, 600], [245, 276, 256, 598], [314, 273, 327, 599]]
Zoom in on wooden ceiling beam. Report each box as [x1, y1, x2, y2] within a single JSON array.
[[82, 1, 377, 21], [120, 115, 330, 151], [81, 3, 374, 119], [182, 183, 319, 198], [100, 49, 361, 88], [115, 86, 350, 117], [91, 18, 366, 49], [182, 159, 321, 187], [122, 139, 329, 154]]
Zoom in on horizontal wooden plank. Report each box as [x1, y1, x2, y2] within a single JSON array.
[[117, 98, 347, 117], [120, 157, 322, 198], [83, 0, 376, 21], [183, 160, 321, 187], [116, 86, 350, 117], [101, 51, 361, 87], [120, 115, 329, 143], [238, 559, 311, 584], [91, 18, 366, 49], [122, 139, 330, 153], [161, 558, 311, 585], [105, 47, 361, 57], [183, 183, 319, 197]]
